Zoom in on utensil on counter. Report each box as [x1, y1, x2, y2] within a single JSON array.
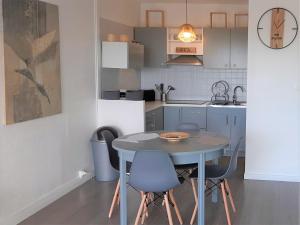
[[160, 132, 190, 142], [155, 84, 162, 94], [166, 85, 175, 94], [155, 83, 176, 102]]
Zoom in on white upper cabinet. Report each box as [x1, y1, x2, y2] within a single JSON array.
[[102, 42, 144, 69]]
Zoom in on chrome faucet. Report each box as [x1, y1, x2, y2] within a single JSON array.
[[232, 86, 244, 105]]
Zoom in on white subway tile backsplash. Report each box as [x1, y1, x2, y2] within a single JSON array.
[[141, 66, 247, 101]]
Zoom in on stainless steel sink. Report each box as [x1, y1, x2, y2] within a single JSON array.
[[210, 101, 246, 107]]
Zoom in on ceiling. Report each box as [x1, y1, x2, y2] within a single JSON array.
[[141, 0, 248, 4]]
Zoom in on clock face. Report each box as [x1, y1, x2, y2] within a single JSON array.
[[257, 8, 298, 49]]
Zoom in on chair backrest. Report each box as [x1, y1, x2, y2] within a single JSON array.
[[176, 122, 200, 132], [97, 127, 119, 171], [129, 151, 180, 193], [220, 137, 243, 179]]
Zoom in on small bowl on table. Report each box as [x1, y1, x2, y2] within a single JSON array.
[[159, 132, 190, 142]]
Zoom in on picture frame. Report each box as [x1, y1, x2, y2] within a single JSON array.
[[210, 12, 228, 28], [145, 10, 165, 27], [235, 13, 248, 28]]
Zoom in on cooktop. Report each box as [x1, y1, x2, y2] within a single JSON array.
[[166, 100, 208, 105]]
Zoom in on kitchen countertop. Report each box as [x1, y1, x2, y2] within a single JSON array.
[[145, 100, 247, 112]]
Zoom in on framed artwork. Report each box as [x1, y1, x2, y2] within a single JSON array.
[[210, 12, 228, 28], [2, 0, 62, 124], [145, 10, 165, 27], [234, 13, 248, 28]]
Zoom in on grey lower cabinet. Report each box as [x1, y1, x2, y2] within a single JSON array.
[[164, 107, 181, 131], [146, 107, 164, 132], [207, 107, 246, 155], [134, 28, 167, 68], [164, 107, 207, 131], [230, 108, 246, 153]]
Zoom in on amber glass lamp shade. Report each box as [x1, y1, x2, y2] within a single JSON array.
[[177, 24, 196, 43]]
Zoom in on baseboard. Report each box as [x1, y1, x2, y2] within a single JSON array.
[[244, 172, 300, 182], [1, 173, 94, 225]]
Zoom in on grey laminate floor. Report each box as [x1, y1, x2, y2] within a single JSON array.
[[20, 158, 300, 225]]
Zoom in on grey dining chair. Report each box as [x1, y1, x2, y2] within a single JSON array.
[[129, 150, 183, 225], [98, 128, 131, 219], [189, 138, 243, 225], [175, 123, 200, 172]]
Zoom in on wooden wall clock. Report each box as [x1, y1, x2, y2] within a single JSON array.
[[257, 8, 298, 49]]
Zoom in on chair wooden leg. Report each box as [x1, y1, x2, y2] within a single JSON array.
[[190, 201, 198, 225], [190, 178, 199, 224], [117, 193, 120, 205], [140, 192, 149, 218], [164, 192, 174, 225], [146, 193, 151, 217], [108, 179, 120, 218], [221, 182, 232, 225], [169, 189, 183, 225], [135, 193, 147, 225], [141, 201, 147, 224], [141, 193, 150, 224], [224, 179, 236, 213], [191, 179, 198, 204]]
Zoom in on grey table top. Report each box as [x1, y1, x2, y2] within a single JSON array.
[[113, 131, 229, 163]]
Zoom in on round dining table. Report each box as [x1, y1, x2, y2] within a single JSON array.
[[112, 131, 229, 225]]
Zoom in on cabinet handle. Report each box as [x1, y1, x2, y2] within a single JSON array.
[[179, 109, 182, 121], [226, 115, 229, 125], [234, 116, 237, 126]]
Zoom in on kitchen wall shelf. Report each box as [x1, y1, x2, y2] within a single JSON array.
[[167, 27, 204, 56]]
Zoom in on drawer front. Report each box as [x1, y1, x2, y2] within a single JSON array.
[[181, 107, 207, 129], [164, 107, 181, 131]]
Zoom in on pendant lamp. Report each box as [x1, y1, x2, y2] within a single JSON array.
[[178, 0, 196, 42]]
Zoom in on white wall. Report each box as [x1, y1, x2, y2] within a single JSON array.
[[140, 2, 248, 27], [0, 0, 98, 224], [245, 0, 300, 182], [101, 0, 141, 27]]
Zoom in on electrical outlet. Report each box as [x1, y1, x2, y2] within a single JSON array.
[[78, 170, 88, 179]]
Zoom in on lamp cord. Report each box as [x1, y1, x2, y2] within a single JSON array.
[[186, 0, 188, 23]]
